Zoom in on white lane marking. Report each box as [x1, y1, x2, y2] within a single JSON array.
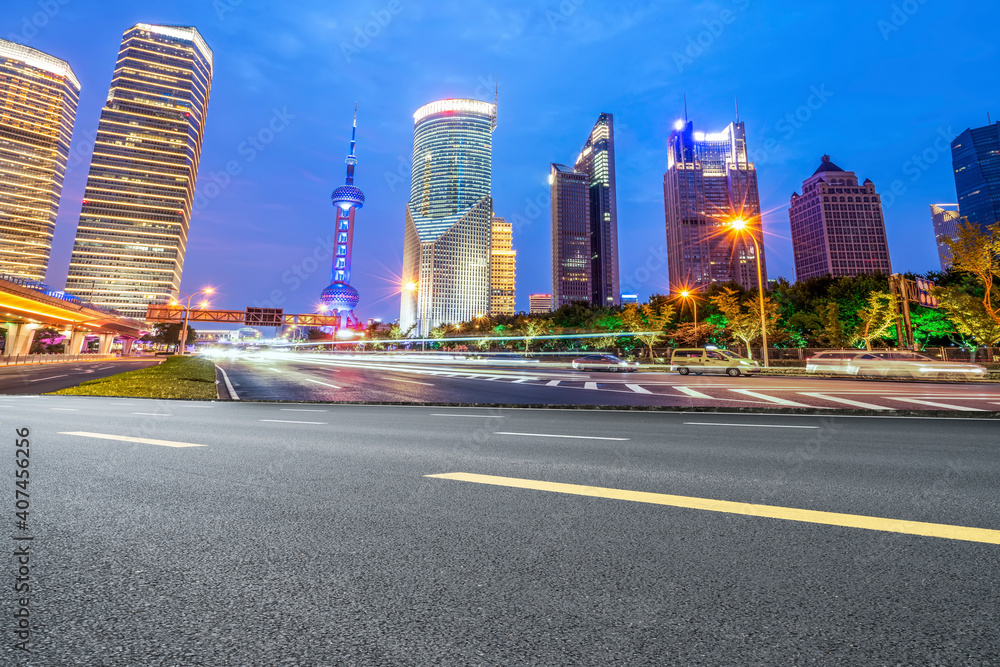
[[305, 379, 341, 389], [393, 378, 434, 386], [280, 408, 328, 412], [798, 392, 893, 411], [50, 408, 78, 411], [217, 366, 240, 401], [683, 422, 820, 429], [131, 412, 171, 417], [730, 389, 815, 408], [625, 384, 652, 394], [546, 380, 561, 387], [259, 419, 327, 424], [584, 382, 599, 390], [884, 398, 984, 412], [29, 374, 69, 382], [674, 386, 714, 399], [494, 431, 629, 441], [59, 431, 207, 448], [432, 414, 504, 418], [269, 368, 284, 373]]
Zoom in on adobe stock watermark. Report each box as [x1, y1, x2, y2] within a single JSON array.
[[194, 107, 296, 211], [213, 0, 242, 20], [620, 244, 668, 295], [252, 234, 338, 309], [545, 0, 585, 31], [672, 0, 751, 73], [749, 84, 834, 167], [5, 0, 71, 44], [340, 0, 404, 63], [877, 0, 930, 40], [880, 126, 952, 210]]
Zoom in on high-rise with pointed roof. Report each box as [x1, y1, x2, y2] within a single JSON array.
[[65, 24, 213, 318], [788, 155, 891, 281], [0, 39, 80, 281], [951, 121, 1000, 230]]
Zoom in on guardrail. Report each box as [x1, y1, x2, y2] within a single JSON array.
[[0, 354, 116, 367]]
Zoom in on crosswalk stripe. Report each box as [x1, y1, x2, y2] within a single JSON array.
[[675, 386, 713, 399], [885, 397, 984, 412], [730, 389, 815, 408], [625, 384, 652, 394], [798, 392, 892, 411], [546, 380, 561, 387], [584, 382, 599, 390]]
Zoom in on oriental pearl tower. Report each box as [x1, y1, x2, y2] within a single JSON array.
[[320, 104, 365, 328]]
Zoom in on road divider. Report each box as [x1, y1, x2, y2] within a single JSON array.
[[426, 472, 1000, 544]]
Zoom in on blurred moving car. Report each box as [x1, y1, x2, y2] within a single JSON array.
[[844, 351, 988, 379], [805, 350, 863, 374], [669, 348, 760, 377], [572, 354, 638, 372]]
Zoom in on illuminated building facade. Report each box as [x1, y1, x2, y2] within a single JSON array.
[[550, 114, 619, 308], [788, 156, 891, 281], [321, 106, 365, 328], [0, 40, 80, 281], [65, 24, 213, 318], [930, 204, 961, 271], [663, 118, 765, 292], [400, 98, 495, 336], [489, 215, 516, 316], [529, 293, 552, 314], [951, 121, 1000, 230]]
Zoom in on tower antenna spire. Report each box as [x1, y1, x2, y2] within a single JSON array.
[[345, 102, 358, 185], [683, 93, 688, 121], [735, 93, 739, 123]]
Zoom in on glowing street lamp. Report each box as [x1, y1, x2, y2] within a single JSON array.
[[727, 218, 769, 367], [677, 289, 698, 327], [175, 287, 214, 356]]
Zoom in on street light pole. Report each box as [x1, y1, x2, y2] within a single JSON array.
[[173, 287, 213, 356], [729, 220, 769, 368]]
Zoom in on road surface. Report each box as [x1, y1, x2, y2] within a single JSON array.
[[215, 353, 1000, 412], [1, 396, 997, 664], [0, 358, 161, 394]]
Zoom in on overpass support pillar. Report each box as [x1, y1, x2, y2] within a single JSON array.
[[2, 323, 37, 357], [64, 329, 88, 355], [97, 333, 114, 355], [120, 337, 135, 356]]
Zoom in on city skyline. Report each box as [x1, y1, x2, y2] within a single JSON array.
[[2, 1, 996, 323]]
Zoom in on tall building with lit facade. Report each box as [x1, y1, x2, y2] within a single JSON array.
[[663, 118, 765, 292], [930, 204, 961, 270], [0, 40, 80, 281], [489, 215, 515, 316], [549, 114, 619, 308], [951, 121, 1000, 230], [65, 24, 213, 318], [788, 156, 891, 281], [400, 98, 495, 336], [529, 294, 551, 314]]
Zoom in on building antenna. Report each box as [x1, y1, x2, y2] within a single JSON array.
[[989, 111, 993, 125], [735, 93, 740, 124], [491, 78, 499, 132], [683, 93, 688, 121]]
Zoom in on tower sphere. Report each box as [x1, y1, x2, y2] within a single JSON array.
[[332, 184, 365, 211], [320, 282, 360, 312]]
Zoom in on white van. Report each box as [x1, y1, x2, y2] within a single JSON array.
[[669, 348, 761, 377]]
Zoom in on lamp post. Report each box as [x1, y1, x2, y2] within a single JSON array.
[[403, 280, 424, 351], [678, 290, 698, 327], [171, 287, 213, 356], [728, 219, 769, 367]]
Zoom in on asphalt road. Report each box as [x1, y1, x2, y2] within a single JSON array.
[[1, 397, 997, 665], [216, 352, 1000, 412], [0, 358, 161, 394]]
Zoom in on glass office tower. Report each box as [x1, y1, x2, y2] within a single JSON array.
[[550, 163, 591, 308], [400, 98, 495, 336], [65, 24, 213, 318], [489, 215, 516, 316], [930, 203, 961, 270], [951, 122, 1000, 230], [663, 118, 765, 292], [0, 40, 80, 281]]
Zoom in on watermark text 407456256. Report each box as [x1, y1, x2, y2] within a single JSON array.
[[13, 426, 33, 653]]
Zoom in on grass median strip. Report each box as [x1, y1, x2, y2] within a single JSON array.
[[427, 472, 1000, 545], [49, 356, 217, 400]]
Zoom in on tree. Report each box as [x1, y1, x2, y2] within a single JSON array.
[[671, 321, 717, 347], [621, 301, 675, 361], [145, 323, 196, 348], [851, 291, 897, 351], [518, 317, 553, 355], [945, 221, 1000, 325], [814, 302, 852, 348], [932, 285, 1000, 360], [710, 287, 777, 358]]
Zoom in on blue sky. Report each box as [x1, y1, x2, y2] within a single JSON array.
[[6, 0, 999, 322]]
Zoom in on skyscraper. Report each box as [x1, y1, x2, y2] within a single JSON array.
[[489, 215, 516, 316], [400, 98, 495, 336], [663, 118, 765, 292], [320, 106, 365, 328], [930, 203, 961, 270], [951, 121, 1000, 230], [529, 294, 551, 314], [65, 24, 213, 318], [788, 156, 892, 281], [549, 114, 619, 308], [0, 40, 80, 281]]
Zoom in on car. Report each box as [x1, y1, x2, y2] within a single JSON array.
[[572, 354, 638, 372], [845, 351, 988, 379], [669, 348, 760, 377], [806, 350, 863, 374]]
